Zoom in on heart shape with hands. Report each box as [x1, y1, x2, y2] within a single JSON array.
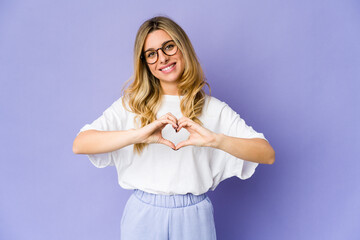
[[139, 112, 217, 151]]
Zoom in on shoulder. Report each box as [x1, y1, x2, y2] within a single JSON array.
[[108, 95, 132, 115], [200, 94, 230, 120], [204, 94, 228, 111], [204, 94, 241, 120]]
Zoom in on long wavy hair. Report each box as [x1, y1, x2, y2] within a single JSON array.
[[120, 16, 211, 155]]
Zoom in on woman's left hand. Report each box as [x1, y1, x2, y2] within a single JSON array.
[[174, 116, 218, 150]]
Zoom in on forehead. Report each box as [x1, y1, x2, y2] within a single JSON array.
[[143, 29, 173, 50]]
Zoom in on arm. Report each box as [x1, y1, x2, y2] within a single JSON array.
[[212, 134, 275, 165], [73, 112, 180, 154], [72, 129, 141, 154], [175, 116, 275, 164]]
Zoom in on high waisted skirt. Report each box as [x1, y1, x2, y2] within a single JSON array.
[[120, 189, 217, 240]]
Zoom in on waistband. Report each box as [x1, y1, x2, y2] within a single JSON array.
[[132, 189, 208, 208]]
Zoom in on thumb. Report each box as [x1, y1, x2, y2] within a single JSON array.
[[175, 139, 192, 150], [158, 137, 176, 149]]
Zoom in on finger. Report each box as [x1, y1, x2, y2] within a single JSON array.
[[176, 116, 188, 126], [176, 117, 187, 131], [160, 113, 177, 124], [159, 114, 178, 129], [176, 121, 188, 132], [177, 120, 195, 132], [158, 118, 176, 128], [165, 112, 179, 126], [177, 117, 196, 128], [158, 137, 176, 149], [176, 121, 185, 132], [147, 119, 173, 133], [175, 139, 192, 150]]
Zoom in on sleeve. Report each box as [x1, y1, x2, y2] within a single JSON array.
[[218, 102, 268, 180], [76, 97, 126, 168]]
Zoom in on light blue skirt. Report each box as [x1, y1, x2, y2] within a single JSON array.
[[120, 189, 217, 240]]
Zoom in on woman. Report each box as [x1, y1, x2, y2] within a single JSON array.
[[73, 16, 275, 240]]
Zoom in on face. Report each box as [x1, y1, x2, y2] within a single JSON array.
[[143, 30, 185, 91]]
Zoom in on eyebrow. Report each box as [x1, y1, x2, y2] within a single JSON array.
[[144, 39, 173, 52]]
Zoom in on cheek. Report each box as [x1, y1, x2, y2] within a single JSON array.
[[179, 57, 186, 72], [147, 65, 157, 76], [178, 53, 185, 70]]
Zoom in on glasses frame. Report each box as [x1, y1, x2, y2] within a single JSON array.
[[141, 40, 179, 65]]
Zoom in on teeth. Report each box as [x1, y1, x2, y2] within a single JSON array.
[[161, 64, 175, 71]]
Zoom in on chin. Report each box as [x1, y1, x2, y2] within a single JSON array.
[[156, 73, 181, 83]]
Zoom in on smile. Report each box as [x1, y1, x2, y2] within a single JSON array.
[[160, 63, 176, 73]]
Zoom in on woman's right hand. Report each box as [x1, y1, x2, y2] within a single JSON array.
[[136, 112, 179, 149]]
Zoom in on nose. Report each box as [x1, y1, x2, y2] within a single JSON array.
[[157, 49, 169, 64]]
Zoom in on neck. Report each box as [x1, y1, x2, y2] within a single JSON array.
[[160, 82, 180, 96]]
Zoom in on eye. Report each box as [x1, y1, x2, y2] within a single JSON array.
[[164, 44, 175, 50], [146, 51, 156, 58]]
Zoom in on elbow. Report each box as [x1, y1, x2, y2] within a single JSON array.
[[267, 149, 275, 165], [267, 156, 275, 165], [72, 138, 81, 154], [73, 145, 79, 154], [256, 139, 275, 165], [73, 144, 79, 154]]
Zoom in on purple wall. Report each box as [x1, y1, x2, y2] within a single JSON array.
[[1, 0, 359, 239]]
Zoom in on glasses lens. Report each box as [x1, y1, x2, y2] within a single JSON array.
[[143, 41, 178, 64], [145, 50, 157, 64], [163, 41, 177, 56]]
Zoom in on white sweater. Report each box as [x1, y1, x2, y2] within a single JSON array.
[[77, 94, 268, 195]]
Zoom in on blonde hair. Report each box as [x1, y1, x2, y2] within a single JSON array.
[[120, 16, 211, 155]]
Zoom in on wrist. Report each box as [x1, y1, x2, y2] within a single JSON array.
[[129, 128, 143, 145], [210, 133, 224, 149]]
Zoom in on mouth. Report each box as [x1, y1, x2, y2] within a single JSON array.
[[159, 63, 176, 73]]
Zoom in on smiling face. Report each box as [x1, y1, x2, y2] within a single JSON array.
[[143, 29, 185, 95]]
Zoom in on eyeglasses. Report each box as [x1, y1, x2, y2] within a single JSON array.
[[141, 40, 178, 64]]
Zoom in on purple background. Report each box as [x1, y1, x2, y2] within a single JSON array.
[[1, 0, 359, 239]]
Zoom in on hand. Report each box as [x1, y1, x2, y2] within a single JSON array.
[[137, 112, 179, 149], [174, 116, 218, 150]]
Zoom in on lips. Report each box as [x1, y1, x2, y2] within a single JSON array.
[[159, 62, 176, 71]]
